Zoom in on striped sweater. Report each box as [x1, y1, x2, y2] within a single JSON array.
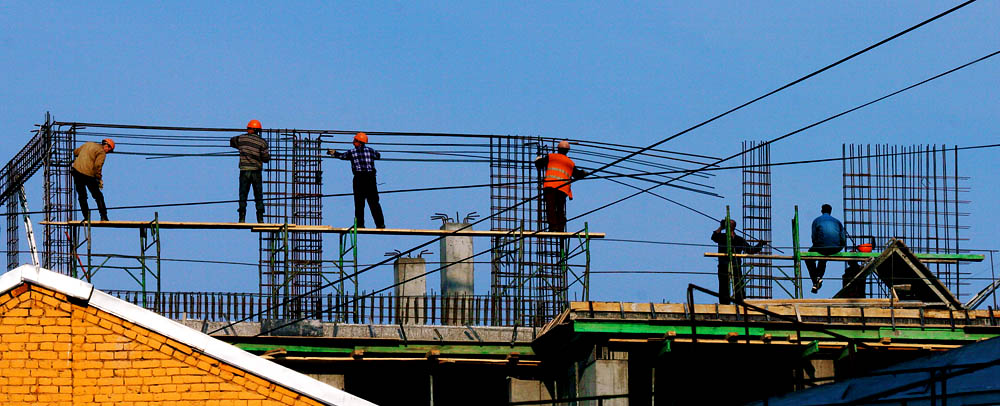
[[229, 134, 270, 170]]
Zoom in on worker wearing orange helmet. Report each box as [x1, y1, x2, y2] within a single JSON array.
[[71, 138, 115, 221], [327, 132, 385, 229], [230, 120, 270, 223], [533, 140, 587, 232]]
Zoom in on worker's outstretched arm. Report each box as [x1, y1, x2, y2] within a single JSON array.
[[748, 240, 767, 255], [572, 167, 587, 180], [229, 136, 240, 149]]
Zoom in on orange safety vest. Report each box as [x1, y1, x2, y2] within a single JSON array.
[[543, 153, 576, 199]]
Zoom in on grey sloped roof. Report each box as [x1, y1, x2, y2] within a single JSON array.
[[750, 336, 1000, 406]]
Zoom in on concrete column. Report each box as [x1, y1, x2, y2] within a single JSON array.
[[577, 346, 629, 406], [306, 374, 345, 390], [394, 257, 427, 324], [440, 222, 474, 325], [508, 378, 553, 403]]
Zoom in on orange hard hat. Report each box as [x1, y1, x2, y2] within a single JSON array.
[[354, 132, 368, 144], [557, 140, 571, 150], [102, 138, 115, 152], [247, 119, 262, 130]]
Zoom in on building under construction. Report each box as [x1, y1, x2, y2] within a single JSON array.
[[2, 114, 999, 405]]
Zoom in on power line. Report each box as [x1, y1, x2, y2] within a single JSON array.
[[570, 49, 1000, 223]]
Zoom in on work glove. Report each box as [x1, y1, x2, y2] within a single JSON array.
[[326, 149, 337, 157], [99, 179, 103, 189]]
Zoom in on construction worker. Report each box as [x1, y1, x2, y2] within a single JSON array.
[[711, 219, 766, 304], [71, 138, 115, 222], [230, 119, 270, 223], [327, 132, 385, 229], [533, 140, 586, 232], [806, 204, 846, 293]]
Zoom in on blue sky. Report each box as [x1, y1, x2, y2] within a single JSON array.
[[2, 2, 998, 304]]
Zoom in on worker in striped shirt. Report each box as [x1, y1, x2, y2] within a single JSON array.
[[327, 132, 385, 229], [230, 119, 270, 223]]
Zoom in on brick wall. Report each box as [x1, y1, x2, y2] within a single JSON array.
[[0, 283, 328, 406]]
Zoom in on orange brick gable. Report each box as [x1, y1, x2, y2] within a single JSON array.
[[0, 282, 330, 406]]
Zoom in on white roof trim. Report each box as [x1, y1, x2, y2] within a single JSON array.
[[0, 266, 375, 406]]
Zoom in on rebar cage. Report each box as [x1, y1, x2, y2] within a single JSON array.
[[489, 136, 568, 327], [842, 144, 968, 300], [741, 140, 774, 299], [260, 130, 324, 320]]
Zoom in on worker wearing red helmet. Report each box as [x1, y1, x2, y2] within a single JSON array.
[[327, 132, 385, 229], [230, 120, 270, 223], [71, 138, 115, 221], [533, 140, 587, 232]]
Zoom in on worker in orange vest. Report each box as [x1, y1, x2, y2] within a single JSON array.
[[71, 138, 115, 222], [533, 140, 587, 232]]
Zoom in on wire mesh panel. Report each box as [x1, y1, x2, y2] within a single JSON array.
[[489, 136, 567, 327], [741, 140, 773, 299], [3, 115, 61, 270], [842, 144, 969, 300]]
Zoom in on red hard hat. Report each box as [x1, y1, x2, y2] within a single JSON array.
[[558, 140, 570, 150], [247, 119, 262, 130], [102, 138, 115, 152], [354, 132, 368, 144]]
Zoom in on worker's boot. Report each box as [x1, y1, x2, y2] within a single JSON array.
[[237, 210, 246, 223], [256, 212, 265, 223], [81, 209, 91, 222]]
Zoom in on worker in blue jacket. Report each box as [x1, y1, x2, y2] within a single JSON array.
[[807, 204, 846, 293]]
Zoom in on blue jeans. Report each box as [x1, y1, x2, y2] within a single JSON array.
[[238, 170, 264, 220]]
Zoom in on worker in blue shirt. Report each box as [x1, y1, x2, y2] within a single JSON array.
[[807, 204, 846, 293]]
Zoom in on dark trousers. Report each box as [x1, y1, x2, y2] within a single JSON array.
[[717, 261, 744, 304], [353, 172, 385, 228], [238, 170, 264, 221], [543, 188, 567, 232], [71, 168, 107, 221], [805, 247, 842, 285]]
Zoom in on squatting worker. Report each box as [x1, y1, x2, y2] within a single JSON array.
[[806, 204, 846, 293], [230, 119, 270, 223], [71, 138, 115, 222], [327, 132, 385, 229], [533, 140, 586, 232], [711, 219, 766, 304]]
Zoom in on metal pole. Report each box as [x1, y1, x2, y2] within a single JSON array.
[[139, 226, 147, 308], [154, 212, 161, 312], [725, 206, 734, 302], [584, 222, 591, 302], [792, 206, 802, 299], [18, 187, 40, 267]]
